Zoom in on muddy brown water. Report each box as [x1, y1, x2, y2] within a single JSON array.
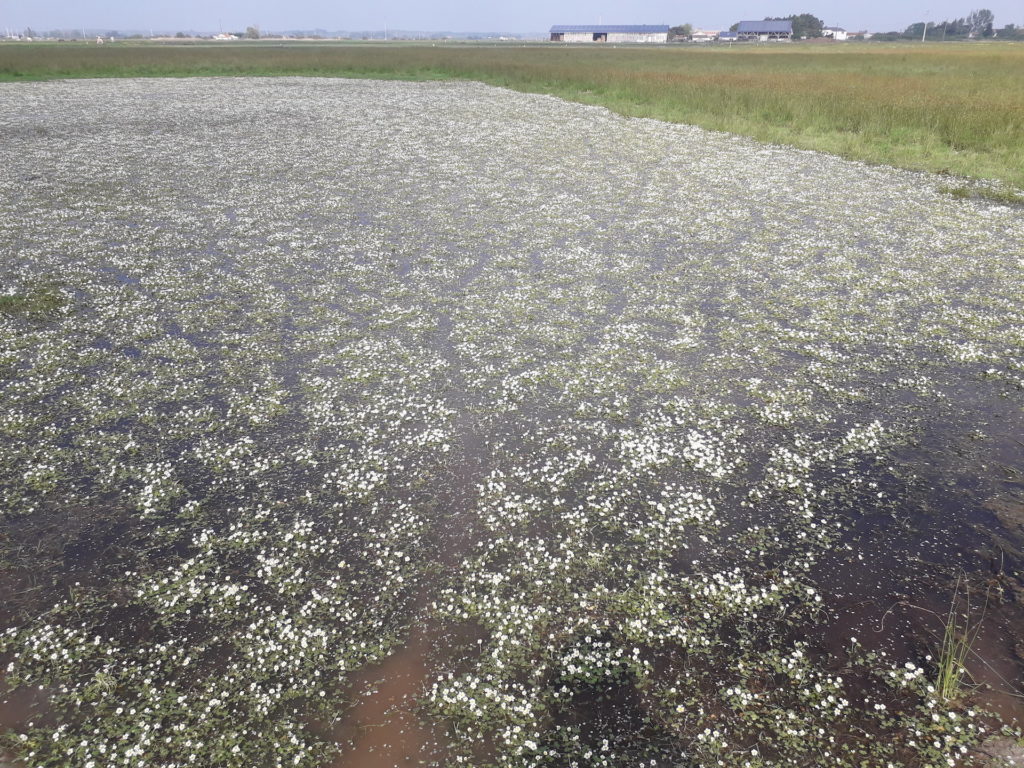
[[331, 631, 434, 768], [812, 380, 1024, 723]]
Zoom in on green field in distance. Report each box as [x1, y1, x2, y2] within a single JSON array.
[[2, 41, 1023, 188]]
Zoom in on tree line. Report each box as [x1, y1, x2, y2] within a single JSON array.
[[671, 8, 1023, 40], [873, 8, 1022, 40], [896, 10, 1022, 39]]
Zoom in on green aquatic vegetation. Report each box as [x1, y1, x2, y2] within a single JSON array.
[[939, 183, 1024, 206], [936, 576, 987, 703], [0, 284, 63, 318], [0, 77, 1022, 767]]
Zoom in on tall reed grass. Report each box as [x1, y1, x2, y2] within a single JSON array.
[[2, 41, 1022, 186], [936, 575, 987, 702]]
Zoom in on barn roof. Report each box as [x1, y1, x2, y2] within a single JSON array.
[[550, 25, 670, 34], [736, 20, 794, 33]]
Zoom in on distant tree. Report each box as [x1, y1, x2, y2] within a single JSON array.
[[729, 22, 739, 32], [966, 8, 994, 37], [244, 25, 260, 39], [23, 27, 37, 38], [947, 17, 968, 36], [903, 21, 928, 38], [765, 13, 824, 38], [175, 31, 187, 38], [669, 23, 694, 38], [794, 13, 824, 37]]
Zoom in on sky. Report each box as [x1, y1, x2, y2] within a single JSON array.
[[2, 0, 1023, 34]]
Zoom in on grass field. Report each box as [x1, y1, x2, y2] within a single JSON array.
[[1, 41, 1023, 188]]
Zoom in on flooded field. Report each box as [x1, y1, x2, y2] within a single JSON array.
[[1, 77, 1022, 767]]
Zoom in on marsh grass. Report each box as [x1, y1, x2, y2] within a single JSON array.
[[937, 575, 987, 703], [1, 41, 1023, 187], [939, 183, 1024, 206], [0, 285, 63, 318], [939, 184, 974, 200]]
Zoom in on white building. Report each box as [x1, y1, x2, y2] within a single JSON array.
[[823, 26, 848, 40], [690, 29, 721, 42], [550, 25, 670, 43]]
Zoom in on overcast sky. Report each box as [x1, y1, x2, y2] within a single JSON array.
[[3, 0, 1022, 34]]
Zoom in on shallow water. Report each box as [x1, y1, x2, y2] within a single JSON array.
[[1, 77, 1022, 767]]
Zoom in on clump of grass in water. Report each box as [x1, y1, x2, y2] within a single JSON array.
[[939, 184, 1024, 206], [938, 184, 972, 200], [936, 574, 987, 703], [0, 286, 63, 318]]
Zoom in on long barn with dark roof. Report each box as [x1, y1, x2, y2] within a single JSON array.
[[550, 25, 670, 43], [735, 20, 794, 40]]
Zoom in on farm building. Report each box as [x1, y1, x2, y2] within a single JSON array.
[[690, 29, 722, 42], [549, 25, 670, 43], [735, 20, 794, 40], [823, 26, 848, 40]]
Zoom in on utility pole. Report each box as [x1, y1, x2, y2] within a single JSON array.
[[921, 10, 929, 41]]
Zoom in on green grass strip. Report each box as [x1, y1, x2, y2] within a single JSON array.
[[2, 41, 1023, 188]]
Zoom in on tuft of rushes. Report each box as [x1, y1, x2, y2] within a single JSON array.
[[0, 285, 63, 318], [936, 575, 986, 703], [939, 183, 1024, 205]]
